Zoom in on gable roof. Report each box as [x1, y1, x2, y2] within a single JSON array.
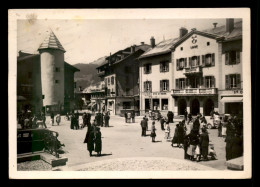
[[139, 37, 180, 59], [38, 30, 66, 52]]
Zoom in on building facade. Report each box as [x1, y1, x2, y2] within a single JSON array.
[[17, 30, 79, 115], [97, 43, 150, 115], [171, 19, 242, 116]]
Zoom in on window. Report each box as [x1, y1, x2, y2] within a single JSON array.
[[225, 51, 240, 65], [202, 53, 215, 67], [176, 58, 187, 70], [107, 88, 111, 96], [144, 64, 152, 74], [180, 47, 183, 51], [160, 80, 169, 91], [226, 74, 241, 89], [160, 61, 169, 72], [107, 77, 110, 85], [126, 88, 130, 96], [205, 76, 215, 88], [55, 67, 60, 72], [111, 76, 114, 85], [144, 81, 152, 92], [189, 56, 200, 67], [207, 42, 210, 46], [176, 78, 185, 89], [55, 80, 59, 84], [123, 102, 131, 109], [28, 72, 32, 79]]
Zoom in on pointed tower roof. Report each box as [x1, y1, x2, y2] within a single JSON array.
[[38, 29, 66, 52]]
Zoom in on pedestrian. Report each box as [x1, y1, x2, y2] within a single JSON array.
[[160, 117, 165, 130], [87, 128, 95, 157], [145, 115, 149, 130], [140, 117, 147, 137], [131, 111, 135, 123], [225, 119, 235, 161], [218, 121, 223, 137], [95, 127, 102, 156], [192, 115, 201, 134], [150, 121, 156, 142], [56, 114, 61, 126], [184, 109, 188, 122], [178, 122, 185, 148], [165, 122, 170, 140], [183, 134, 190, 160], [125, 112, 127, 123], [82, 112, 87, 128], [127, 112, 131, 123], [50, 112, 54, 126], [42, 112, 47, 128], [171, 123, 179, 147], [222, 116, 228, 138], [199, 128, 209, 161], [70, 113, 75, 130], [104, 112, 110, 127], [187, 129, 200, 161], [231, 130, 243, 160], [187, 113, 192, 125]]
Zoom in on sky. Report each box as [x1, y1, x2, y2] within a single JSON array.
[[17, 18, 235, 65]]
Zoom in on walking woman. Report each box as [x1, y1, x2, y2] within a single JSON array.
[[150, 121, 156, 142], [165, 121, 171, 140], [171, 123, 179, 147], [95, 127, 102, 156], [187, 129, 200, 161], [199, 128, 209, 161]]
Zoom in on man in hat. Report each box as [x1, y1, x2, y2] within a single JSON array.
[[140, 117, 148, 137]]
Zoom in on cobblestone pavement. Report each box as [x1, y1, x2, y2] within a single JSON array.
[[17, 160, 52, 171], [44, 114, 227, 171]]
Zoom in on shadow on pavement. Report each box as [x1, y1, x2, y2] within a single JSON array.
[[93, 153, 113, 157], [153, 140, 162, 143]]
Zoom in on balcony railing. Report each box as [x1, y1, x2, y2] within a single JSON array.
[[171, 88, 218, 95], [184, 66, 202, 75]]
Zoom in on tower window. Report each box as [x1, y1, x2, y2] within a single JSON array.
[[55, 80, 59, 84], [55, 67, 60, 72], [180, 47, 183, 51], [207, 42, 210, 46]]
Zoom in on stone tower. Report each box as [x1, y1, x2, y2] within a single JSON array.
[[38, 30, 66, 113]]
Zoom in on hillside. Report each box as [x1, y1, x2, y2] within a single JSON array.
[[74, 56, 107, 90]]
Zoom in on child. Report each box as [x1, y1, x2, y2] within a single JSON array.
[[150, 121, 156, 142], [165, 122, 170, 140]]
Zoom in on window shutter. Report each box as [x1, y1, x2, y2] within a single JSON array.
[[184, 58, 187, 68], [225, 52, 229, 65], [167, 80, 169, 91], [236, 51, 240, 64], [166, 62, 169, 72], [202, 55, 205, 66], [176, 79, 179, 89], [160, 63, 163, 72], [144, 81, 147, 91], [189, 57, 191, 67], [149, 64, 152, 73], [197, 56, 200, 66], [150, 81, 152, 92], [236, 74, 241, 88], [212, 76, 215, 88], [160, 80, 163, 91], [212, 53, 215, 66], [225, 75, 229, 89], [176, 59, 179, 70], [144, 65, 146, 74]]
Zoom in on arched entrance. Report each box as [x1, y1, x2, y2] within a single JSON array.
[[191, 99, 200, 115], [178, 99, 187, 115], [204, 98, 214, 116]]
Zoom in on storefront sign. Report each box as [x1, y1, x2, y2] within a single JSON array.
[[190, 45, 198, 49], [234, 90, 243, 94]]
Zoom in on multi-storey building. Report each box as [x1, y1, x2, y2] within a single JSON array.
[[96, 43, 150, 115], [171, 19, 242, 116], [17, 30, 80, 114], [138, 28, 189, 115]]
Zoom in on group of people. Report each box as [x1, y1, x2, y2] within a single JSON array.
[[70, 111, 80, 130], [18, 110, 47, 129], [125, 111, 135, 123], [83, 119, 102, 156]]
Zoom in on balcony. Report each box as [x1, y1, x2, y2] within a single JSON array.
[[184, 66, 202, 75], [171, 88, 218, 96]]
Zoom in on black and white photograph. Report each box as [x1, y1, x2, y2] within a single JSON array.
[[8, 9, 251, 179]]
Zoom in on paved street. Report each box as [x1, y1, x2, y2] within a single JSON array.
[[46, 115, 227, 170]]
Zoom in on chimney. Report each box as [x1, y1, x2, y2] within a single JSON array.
[[213, 23, 218, 28], [150, 37, 155, 48], [131, 45, 136, 53], [141, 42, 145, 45], [179, 27, 188, 38], [226, 18, 234, 33]]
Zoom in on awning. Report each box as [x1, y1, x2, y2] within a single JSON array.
[[220, 96, 243, 103]]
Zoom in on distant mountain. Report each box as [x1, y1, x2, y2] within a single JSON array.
[[73, 56, 107, 90]]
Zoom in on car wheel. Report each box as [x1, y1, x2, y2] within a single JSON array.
[[207, 123, 212, 129]]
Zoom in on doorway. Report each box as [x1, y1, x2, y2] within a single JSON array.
[[204, 98, 214, 116], [178, 99, 187, 115], [191, 98, 200, 115]]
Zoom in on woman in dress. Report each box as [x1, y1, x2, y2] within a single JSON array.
[[171, 123, 179, 147], [165, 122, 171, 140], [95, 127, 102, 156]]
